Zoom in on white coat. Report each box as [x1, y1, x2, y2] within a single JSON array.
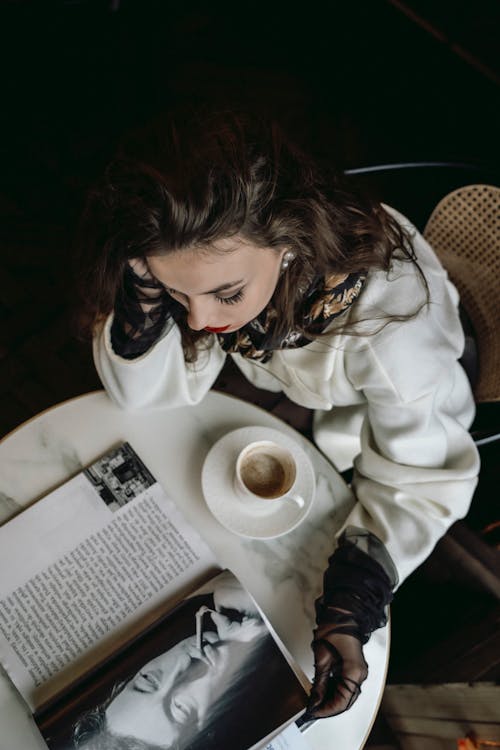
[[94, 208, 480, 584]]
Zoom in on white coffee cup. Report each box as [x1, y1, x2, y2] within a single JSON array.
[[234, 440, 305, 509]]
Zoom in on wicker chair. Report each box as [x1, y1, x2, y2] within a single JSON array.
[[423, 184, 500, 405]]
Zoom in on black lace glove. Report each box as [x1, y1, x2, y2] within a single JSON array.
[[111, 259, 171, 359], [306, 527, 398, 719]]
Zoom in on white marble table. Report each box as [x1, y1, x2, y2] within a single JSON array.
[[0, 390, 389, 750]]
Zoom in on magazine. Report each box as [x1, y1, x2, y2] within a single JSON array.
[[0, 443, 309, 750]]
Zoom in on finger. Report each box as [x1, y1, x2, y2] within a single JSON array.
[[128, 258, 151, 279], [318, 654, 367, 718], [210, 610, 239, 638], [128, 258, 144, 272], [307, 642, 336, 712], [310, 676, 361, 719], [307, 655, 367, 719], [343, 657, 368, 687]]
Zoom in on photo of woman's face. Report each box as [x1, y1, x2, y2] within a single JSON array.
[[104, 622, 254, 747]]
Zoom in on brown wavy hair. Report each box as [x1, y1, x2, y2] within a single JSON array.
[[75, 107, 427, 362]]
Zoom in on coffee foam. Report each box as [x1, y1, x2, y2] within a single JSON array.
[[240, 451, 293, 499]]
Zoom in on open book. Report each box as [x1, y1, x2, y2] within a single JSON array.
[[0, 443, 309, 750]]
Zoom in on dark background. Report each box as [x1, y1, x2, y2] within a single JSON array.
[[1, 0, 499, 437], [0, 3, 499, 742]]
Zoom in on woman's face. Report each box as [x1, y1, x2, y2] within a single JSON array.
[[146, 236, 287, 333], [105, 631, 226, 747], [105, 616, 259, 748]]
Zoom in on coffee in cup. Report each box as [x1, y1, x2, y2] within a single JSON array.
[[234, 440, 304, 508]]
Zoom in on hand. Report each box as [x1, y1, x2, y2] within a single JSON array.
[[110, 257, 169, 357], [305, 526, 396, 721], [128, 257, 155, 282], [211, 611, 267, 642], [212, 570, 261, 620], [307, 628, 368, 718], [127, 258, 164, 314]]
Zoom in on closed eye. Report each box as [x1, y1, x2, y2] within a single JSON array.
[[165, 286, 245, 306], [216, 289, 244, 305], [132, 671, 161, 693]]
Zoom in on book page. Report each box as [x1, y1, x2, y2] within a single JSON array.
[[264, 723, 313, 750], [0, 444, 217, 710]]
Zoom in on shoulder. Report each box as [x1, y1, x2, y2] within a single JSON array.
[[349, 204, 460, 328], [383, 203, 452, 273], [340, 206, 465, 401], [344, 306, 464, 404]]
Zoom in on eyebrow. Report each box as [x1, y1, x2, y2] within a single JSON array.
[[202, 280, 244, 295], [169, 280, 244, 296]]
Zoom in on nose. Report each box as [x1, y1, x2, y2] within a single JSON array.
[[187, 298, 211, 331]]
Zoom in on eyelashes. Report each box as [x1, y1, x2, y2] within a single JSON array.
[[166, 287, 245, 306], [216, 289, 244, 305]]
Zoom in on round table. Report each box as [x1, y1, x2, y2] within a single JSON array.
[[0, 390, 389, 749]]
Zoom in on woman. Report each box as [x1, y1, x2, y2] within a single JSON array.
[[77, 108, 479, 719]]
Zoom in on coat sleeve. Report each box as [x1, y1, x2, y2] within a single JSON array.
[[93, 314, 227, 409], [338, 319, 480, 586], [323, 208, 481, 585]]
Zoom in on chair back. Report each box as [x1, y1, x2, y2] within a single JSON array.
[[423, 184, 500, 403]]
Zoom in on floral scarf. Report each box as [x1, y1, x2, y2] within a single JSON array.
[[218, 271, 366, 362]]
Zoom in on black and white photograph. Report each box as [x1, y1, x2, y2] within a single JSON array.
[[84, 443, 156, 510], [35, 571, 308, 750]]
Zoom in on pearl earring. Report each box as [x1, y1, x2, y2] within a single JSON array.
[[281, 250, 296, 270]]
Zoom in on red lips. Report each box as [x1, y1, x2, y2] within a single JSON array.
[[204, 325, 230, 333]]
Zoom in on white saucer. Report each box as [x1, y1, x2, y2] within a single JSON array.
[[201, 426, 316, 539]]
